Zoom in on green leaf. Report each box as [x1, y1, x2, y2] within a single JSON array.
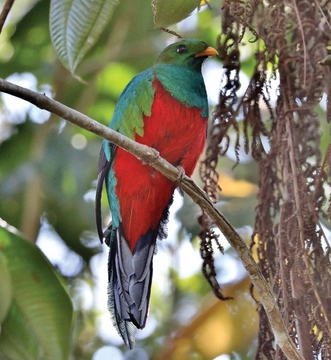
[[0, 223, 73, 360], [152, 0, 201, 28], [0, 251, 12, 324], [50, 0, 120, 75]]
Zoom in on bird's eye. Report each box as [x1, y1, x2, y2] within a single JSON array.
[[176, 45, 188, 54]]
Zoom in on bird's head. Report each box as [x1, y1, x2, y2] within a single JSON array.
[[155, 39, 218, 72]]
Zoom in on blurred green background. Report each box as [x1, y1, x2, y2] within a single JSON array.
[[0, 0, 268, 359]]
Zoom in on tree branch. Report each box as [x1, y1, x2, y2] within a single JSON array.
[[0, 0, 15, 33], [0, 78, 304, 360]]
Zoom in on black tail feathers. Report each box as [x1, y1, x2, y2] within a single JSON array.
[[106, 224, 156, 349]]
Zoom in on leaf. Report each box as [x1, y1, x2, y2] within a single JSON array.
[[50, 0, 120, 75], [152, 0, 202, 28], [157, 277, 258, 359], [0, 222, 73, 360], [0, 251, 12, 324]]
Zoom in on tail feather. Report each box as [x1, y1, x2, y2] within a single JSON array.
[[107, 280, 137, 349], [95, 145, 112, 243], [106, 223, 157, 348]]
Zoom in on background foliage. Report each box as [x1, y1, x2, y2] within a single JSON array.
[[0, 1, 258, 359], [1, 0, 330, 359]]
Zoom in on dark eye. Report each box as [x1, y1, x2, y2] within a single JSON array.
[[176, 45, 188, 54]]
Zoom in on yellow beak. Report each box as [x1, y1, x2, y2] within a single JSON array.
[[195, 46, 218, 58]]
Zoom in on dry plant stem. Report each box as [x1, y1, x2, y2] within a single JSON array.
[[0, 78, 304, 360], [0, 0, 14, 33], [285, 117, 331, 337], [284, 116, 312, 360], [314, 0, 331, 31], [277, 205, 290, 327], [292, 0, 307, 86]]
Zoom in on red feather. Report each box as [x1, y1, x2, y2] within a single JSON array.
[[113, 79, 207, 251]]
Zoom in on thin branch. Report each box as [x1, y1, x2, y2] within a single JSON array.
[[0, 0, 14, 33], [314, 0, 331, 32], [286, 117, 331, 338], [292, 0, 307, 87], [0, 78, 304, 360]]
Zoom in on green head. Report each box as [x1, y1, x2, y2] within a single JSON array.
[[155, 39, 218, 72]]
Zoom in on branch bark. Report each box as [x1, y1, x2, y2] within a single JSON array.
[[0, 0, 15, 33], [0, 78, 304, 360]]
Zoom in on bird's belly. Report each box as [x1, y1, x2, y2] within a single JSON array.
[[137, 80, 207, 177], [113, 82, 207, 248]]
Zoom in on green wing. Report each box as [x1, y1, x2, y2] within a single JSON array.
[[96, 68, 155, 241], [109, 68, 155, 141]]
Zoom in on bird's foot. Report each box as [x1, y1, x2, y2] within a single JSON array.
[[175, 166, 186, 183], [142, 147, 160, 166]]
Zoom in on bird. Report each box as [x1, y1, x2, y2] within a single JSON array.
[[95, 39, 217, 348]]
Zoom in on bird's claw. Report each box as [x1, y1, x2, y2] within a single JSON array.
[[142, 148, 160, 166], [175, 166, 186, 183], [149, 148, 160, 164]]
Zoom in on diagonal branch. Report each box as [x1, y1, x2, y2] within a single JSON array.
[[0, 0, 15, 33], [0, 77, 304, 360]]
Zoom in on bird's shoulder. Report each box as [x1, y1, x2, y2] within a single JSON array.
[[110, 68, 155, 139]]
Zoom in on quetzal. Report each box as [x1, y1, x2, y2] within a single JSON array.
[[95, 39, 217, 348]]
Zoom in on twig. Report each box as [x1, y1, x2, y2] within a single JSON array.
[[314, 0, 331, 32], [0, 0, 15, 33], [292, 0, 307, 87], [286, 116, 331, 338], [0, 78, 304, 360]]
